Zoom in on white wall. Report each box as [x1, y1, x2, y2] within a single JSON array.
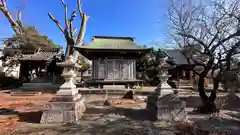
[[0, 51, 21, 79], [2, 64, 20, 79]]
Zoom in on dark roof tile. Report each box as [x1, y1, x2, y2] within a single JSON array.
[[163, 49, 194, 65], [19, 48, 63, 61]]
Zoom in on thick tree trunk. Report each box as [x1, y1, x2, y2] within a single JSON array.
[[76, 14, 88, 45], [65, 44, 70, 56], [198, 75, 208, 101], [65, 41, 74, 57], [197, 75, 216, 113]]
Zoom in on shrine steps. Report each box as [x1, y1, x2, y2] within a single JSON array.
[[78, 88, 154, 95], [17, 82, 61, 91]]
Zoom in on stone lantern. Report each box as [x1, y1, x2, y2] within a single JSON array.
[[146, 55, 186, 122], [41, 55, 86, 124], [155, 56, 173, 96]]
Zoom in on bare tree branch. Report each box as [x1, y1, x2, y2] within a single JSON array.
[[17, 10, 23, 28], [0, 0, 6, 7], [49, 0, 88, 56], [210, 32, 240, 53], [0, 0, 22, 35], [69, 10, 77, 39], [75, 0, 88, 45], [75, 13, 88, 45], [61, 0, 69, 31], [77, 0, 83, 18], [48, 13, 64, 33]]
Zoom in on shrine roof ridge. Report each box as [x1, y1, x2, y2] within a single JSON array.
[[92, 36, 136, 41], [75, 36, 150, 50]]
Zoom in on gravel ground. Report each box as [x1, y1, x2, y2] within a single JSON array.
[[1, 92, 240, 135]]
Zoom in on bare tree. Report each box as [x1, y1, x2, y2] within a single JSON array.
[[168, 0, 240, 113], [0, 0, 25, 35], [48, 0, 89, 56]]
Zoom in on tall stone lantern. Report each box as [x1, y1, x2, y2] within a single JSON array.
[[146, 56, 186, 122], [155, 56, 173, 96], [41, 55, 86, 124]]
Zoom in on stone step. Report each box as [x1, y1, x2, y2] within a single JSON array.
[[20, 83, 60, 91], [10, 91, 42, 96], [78, 88, 154, 95]]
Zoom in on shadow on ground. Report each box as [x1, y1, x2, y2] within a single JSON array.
[[9, 119, 169, 135], [188, 117, 240, 134], [17, 111, 43, 123], [223, 94, 240, 112], [179, 96, 201, 108], [0, 108, 18, 115], [85, 105, 156, 121], [179, 94, 240, 112], [0, 108, 42, 123]]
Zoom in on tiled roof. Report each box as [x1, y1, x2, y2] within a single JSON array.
[[162, 49, 195, 65], [75, 36, 148, 50], [19, 48, 63, 61]]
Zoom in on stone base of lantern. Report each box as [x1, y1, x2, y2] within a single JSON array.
[[40, 81, 86, 124], [146, 92, 186, 122]]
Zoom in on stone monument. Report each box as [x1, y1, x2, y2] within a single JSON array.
[[41, 55, 86, 123], [146, 56, 186, 122]]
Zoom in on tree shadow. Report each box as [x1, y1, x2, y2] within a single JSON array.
[[0, 108, 42, 123], [17, 111, 43, 123], [0, 108, 18, 115], [179, 94, 240, 112], [85, 105, 156, 121], [9, 119, 168, 135], [222, 94, 240, 112], [189, 117, 240, 134], [179, 96, 202, 108], [0, 75, 21, 88]]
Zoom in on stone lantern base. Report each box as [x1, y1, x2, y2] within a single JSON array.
[[40, 79, 86, 124], [146, 93, 186, 122]]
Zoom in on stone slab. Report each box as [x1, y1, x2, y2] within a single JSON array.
[[10, 91, 42, 96], [51, 94, 82, 102], [20, 83, 60, 90]]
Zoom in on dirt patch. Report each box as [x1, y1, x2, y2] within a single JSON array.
[[0, 91, 53, 134]]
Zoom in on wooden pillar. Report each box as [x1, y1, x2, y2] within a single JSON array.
[[92, 60, 94, 79], [133, 60, 136, 80], [98, 58, 100, 79], [128, 60, 130, 80], [104, 58, 107, 80], [177, 68, 180, 89]]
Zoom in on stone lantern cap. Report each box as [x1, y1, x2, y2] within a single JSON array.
[[57, 55, 77, 68], [156, 56, 174, 70]]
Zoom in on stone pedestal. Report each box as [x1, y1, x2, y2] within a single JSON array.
[[147, 69, 186, 121], [146, 94, 186, 122], [40, 93, 85, 124], [40, 55, 86, 124]]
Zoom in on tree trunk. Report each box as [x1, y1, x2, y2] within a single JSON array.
[[76, 14, 88, 45], [197, 75, 216, 113], [65, 42, 72, 57], [198, 75, 209, 102]]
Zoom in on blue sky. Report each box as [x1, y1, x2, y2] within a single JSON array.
[[0, 0, 171, 49]]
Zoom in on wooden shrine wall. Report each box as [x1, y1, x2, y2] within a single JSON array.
[[92, 59, 136, 80]]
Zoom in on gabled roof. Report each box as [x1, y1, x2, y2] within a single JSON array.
[[75, 36, 147, 50], [19, 48, 64, 61], [162, 49, 195, 65]]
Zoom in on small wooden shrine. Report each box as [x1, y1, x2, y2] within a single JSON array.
[[161, 49, 195, 80], [75, 36, 151, 88], [18, 48, 64, 83]]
